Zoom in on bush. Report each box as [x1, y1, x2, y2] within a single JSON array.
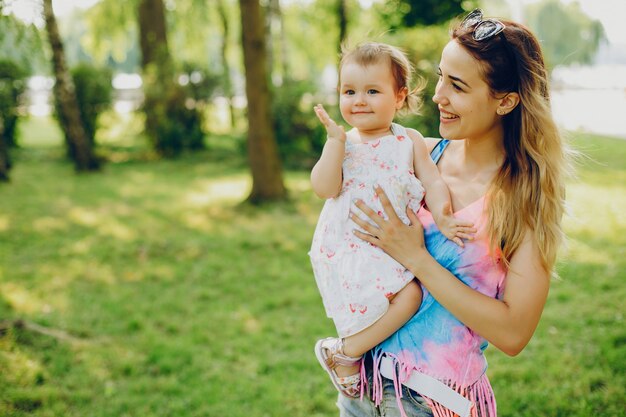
[[70, 63, 113, 145], [272, 79, 326, 169], [0, 59, 28, 148], [143, 79, 205, 156]]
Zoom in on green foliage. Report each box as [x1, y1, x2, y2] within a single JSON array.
[[376, 0, 474, 29], [525, 0, 606, 69], [143, 71, 205, 157], [386, 25, 451, 138], [0, 12, 46, 75], [178, 63, 223, 105], [0, 59, 28, 148], [83, 0, 140, 71], [70, 63, 113, 144], [272, 79, 326, 169]]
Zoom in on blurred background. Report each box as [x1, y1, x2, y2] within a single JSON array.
[[0, 0, 624, 416]]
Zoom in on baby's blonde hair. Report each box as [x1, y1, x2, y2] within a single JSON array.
[[339, 42, 424, 115]]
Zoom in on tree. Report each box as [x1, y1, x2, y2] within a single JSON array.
[[0, 59, 28, 181], [43, 0, 100, 171], [137, 0, 204, 156], [239, 0, 286, 203], [377, 0, 472, 29], [525, 0, 606, 70], [337, 0, 347, 53]]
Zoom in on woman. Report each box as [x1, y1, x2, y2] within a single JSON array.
[[339, 9, 570, 417]]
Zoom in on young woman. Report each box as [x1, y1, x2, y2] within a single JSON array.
[[340, 9, 571, 417]]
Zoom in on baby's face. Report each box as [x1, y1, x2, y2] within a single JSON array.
[[338, 59, 404, 139]]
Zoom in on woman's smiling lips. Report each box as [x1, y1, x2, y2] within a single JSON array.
[[439, 108, 459, 123]]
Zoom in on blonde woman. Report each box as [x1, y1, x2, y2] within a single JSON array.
[[342, 9, 571, 417]]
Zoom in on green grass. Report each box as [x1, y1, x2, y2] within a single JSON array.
[[1, 118, 625, 416]]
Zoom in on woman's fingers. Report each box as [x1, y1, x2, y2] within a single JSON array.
[[373, 186, 402, 225], [349, 211, 380, 237], [353, 198, 386, 228], [352, 228, 378, 246]]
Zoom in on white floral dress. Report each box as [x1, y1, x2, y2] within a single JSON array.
[[309, 123, 425, 338]]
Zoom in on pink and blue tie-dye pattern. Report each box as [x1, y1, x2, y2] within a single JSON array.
[[368, 140, 506, 417]]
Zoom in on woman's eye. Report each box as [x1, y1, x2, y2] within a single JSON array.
[[452, 83, 463, 92]]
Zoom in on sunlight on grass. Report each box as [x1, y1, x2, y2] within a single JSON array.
[[0, 345, 44, 386], [32, 216, 68, 233], [0, 283, 46, 315], [185, 176, 251, 206], [0, 215, 9, 232]]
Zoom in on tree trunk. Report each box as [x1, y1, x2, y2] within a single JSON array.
[[43, 0, 100, 171], [217, 0, 236, 128], [137, 0, 170, 71], [337, 0, 347, 54], [137, 0, 204, 156], [137, 0, 171, 146], [0, 121, 10, 182], [239, 0, 286, 203]]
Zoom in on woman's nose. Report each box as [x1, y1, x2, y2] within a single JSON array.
[[432, 86, 446, 105]]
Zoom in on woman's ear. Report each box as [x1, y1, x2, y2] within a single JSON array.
[[497, 92, 520, 116], [396, 87, 408, 110]]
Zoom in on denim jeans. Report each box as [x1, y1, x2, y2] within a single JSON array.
[[337, 374, 434, 417]]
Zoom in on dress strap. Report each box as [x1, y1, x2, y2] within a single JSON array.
[[390, 123, 408, 138], [429, 139, 450, 164]]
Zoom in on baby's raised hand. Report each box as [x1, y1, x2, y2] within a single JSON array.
[[436, 203, 476, 247], [314, 104, 346, 143]]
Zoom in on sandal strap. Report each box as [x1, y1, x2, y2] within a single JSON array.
[[331, 352, 362, 367], [336, 373, 360, 385]]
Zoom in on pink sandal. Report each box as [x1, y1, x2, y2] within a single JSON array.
[[314, 337, 362, 398]]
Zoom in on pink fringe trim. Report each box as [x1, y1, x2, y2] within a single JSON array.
[[365, 353, 498, 417]]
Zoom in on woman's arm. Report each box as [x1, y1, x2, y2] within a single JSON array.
[[350, 186, 550, 356]]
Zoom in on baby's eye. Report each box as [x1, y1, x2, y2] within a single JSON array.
[[344, 89, 355, 95], [367, 89, 379, 94]]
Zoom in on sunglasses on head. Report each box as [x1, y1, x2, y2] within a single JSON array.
[[461, 9, 506, 41]]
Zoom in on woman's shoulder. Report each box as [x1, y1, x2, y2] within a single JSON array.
[[424, 137, 445, 153], [397, 125, 424, 144]]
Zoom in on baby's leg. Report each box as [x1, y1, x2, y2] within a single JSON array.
[[333, 280, 422, 377]]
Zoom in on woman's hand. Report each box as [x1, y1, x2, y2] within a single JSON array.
[[350, 186, 430, 273]]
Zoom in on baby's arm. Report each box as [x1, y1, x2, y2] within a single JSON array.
[[310, 104, 346, 199], [408, 129, 475, 246]]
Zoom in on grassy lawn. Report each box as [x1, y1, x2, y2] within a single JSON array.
[[1, 116, 624, 416]]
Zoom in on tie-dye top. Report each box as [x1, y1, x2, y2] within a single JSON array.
[[369, 140, 506, 417]]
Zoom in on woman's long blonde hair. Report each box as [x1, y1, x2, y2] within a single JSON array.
[[452, 20, 571, 273]]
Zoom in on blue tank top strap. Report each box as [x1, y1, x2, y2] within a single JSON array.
[[429, 139, 450, 164]]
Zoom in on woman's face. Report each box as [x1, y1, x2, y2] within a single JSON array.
[[433, 40, 503, 142]]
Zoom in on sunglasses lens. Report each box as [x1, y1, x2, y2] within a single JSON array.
[[473, 20, 504, 40], [462, 9, 483, 28]]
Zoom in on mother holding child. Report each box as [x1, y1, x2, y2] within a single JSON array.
[[308, 8, 570, 417]]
